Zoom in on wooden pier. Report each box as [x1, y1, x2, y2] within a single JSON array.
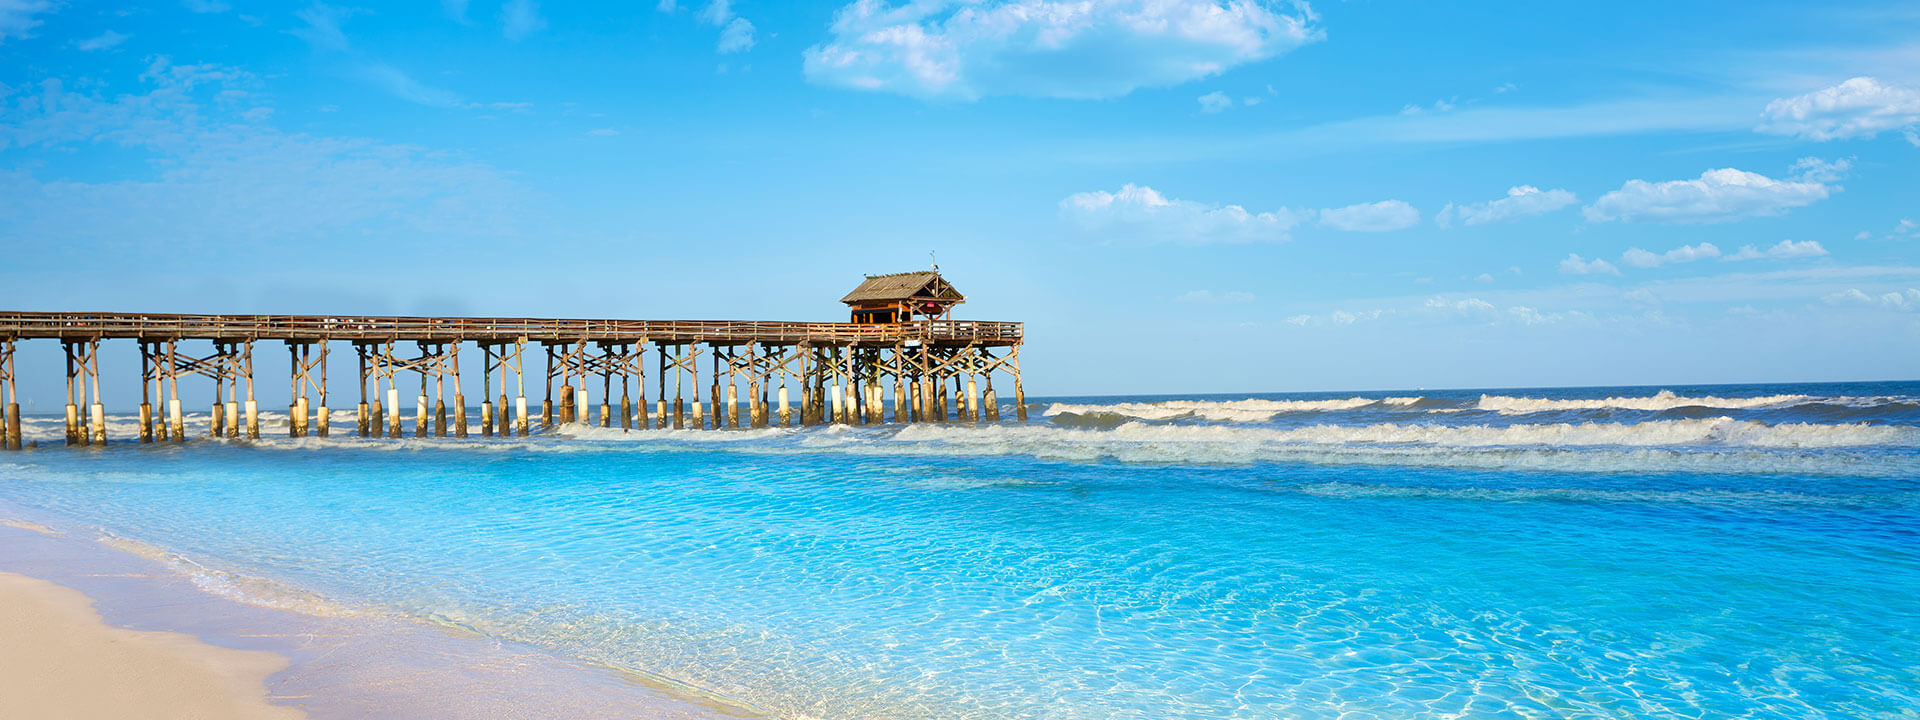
[[0, 273, 1027, 449]]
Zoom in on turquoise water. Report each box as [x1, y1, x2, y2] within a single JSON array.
[[2, 381, 1918, 719]]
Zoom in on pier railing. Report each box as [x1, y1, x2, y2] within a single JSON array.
[[0, 312, 1023, 346]]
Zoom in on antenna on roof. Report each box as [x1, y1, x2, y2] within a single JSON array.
[[929, 251, 939, 274]]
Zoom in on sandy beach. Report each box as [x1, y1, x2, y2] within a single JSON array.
[[0, 571, 304, 720]]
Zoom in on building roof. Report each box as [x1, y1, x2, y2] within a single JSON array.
[[840, 271, 966, 305]]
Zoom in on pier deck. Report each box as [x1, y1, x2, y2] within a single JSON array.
[[0, 312, 1022, 346], [0, 311, 1026, 448]]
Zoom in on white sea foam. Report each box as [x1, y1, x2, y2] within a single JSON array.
[[778, 418, 1920, 477], [6, 409, 1914, 477], [1043, 397, 1390, 422], [1474, 390, 1816, 414], [1038, 391, 1916, 422], [901, 417, 1919, 450], [98, 535, 367, 618]]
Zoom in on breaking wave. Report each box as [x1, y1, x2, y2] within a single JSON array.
[[1475, 390, 1814, 414], [1039, 390, 1920, 422], [1043, 396, 1435, 423]]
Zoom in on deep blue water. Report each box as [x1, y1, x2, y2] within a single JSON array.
[[2, 381, 1917, 719]]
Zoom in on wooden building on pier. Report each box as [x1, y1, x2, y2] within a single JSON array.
[[842, 271, 965, 324]]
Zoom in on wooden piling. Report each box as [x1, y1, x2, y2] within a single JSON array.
[[386, 346, 402, 439], [165, 341, 184, 442], [316, 342, 329, 438], [0, 339, 16, 450], [452, 342, 466, 438]]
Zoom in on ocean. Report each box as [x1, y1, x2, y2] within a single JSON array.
[[1, 380, 1916, 719]]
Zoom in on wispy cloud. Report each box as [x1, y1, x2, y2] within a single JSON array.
[[501, 0, 545, 41], [183, 0, 230, 12], [803, 0, 1320, 101], [291, 3, 355, 52], [75, 30, 130, 52], [1318, 200, 1419, 232], [358, 63, 462, 107], [1198, 91, 1233, 114], [0, 0, 55, 42], [660, 0, 755, 54], [293, 4, 469, 108], [0, 59, 529, 256]]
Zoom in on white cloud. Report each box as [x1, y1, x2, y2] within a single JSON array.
[[1060, 184, 1307, 244], [1318, 200, 1419, 232], [587, 128, 619, 136], [1197, 91, 1232, 113], [1438, 185, 1576, 228], [1284, 314, 1310, 326], [1582, 164, 1838, 224], [0, 0, 54, 42], [1329, 309, 1385, 325], [1175, 290, 1254, 304], [802, 0, 1320, 101], [1621, 242, 1720, 268], [717, 17, 755, 53], [1758, 77, 1920, 141], [184, 0, 231, 12], [1560, 253, 1620, 276], [501, 0, 546, 41], [1474, 273, 1494, 283], [1063, 185, 1421, 241], [1424, 297, 1496, 313], [1823, 288, 1920, 311], [1722, 239, 1827, 262]]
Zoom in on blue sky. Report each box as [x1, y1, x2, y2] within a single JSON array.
[[1, 0, 1917, 399]]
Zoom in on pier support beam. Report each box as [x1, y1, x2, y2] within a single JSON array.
[[1, 338, 18, 450]]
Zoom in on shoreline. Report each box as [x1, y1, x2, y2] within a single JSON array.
[[0, 510, 760, 720]]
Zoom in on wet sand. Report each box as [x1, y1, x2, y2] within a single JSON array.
[[0, 570, 306, 720]]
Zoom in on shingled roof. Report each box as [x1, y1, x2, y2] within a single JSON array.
[[840, 271, 966, 305]]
